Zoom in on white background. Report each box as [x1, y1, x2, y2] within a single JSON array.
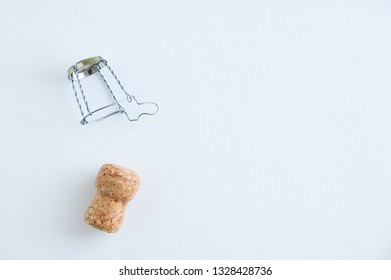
[[0, 0, 391, 259]]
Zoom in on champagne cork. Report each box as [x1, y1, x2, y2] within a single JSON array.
[[84, 163, 140, 233]]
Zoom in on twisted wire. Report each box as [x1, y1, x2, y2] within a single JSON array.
[[71, 66, 85, 120], [69, 57, 159, 125], [103, 60, 132, 101], [96, 68, 129, 119], [76, 71, 91, 115]]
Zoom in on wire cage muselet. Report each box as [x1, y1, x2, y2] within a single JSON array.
[[67, 56, 159, 125]]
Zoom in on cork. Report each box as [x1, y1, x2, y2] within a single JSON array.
[[84, 163, 140, 233]]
